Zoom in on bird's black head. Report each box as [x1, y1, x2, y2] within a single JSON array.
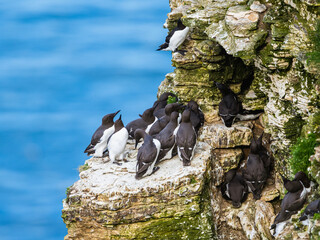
[[224, 169, 237, 183], [170, 111, 179, 123], [220, 115, 236, 128], [232, 201, 242, 208], [181, 109, 191, 123], [229, 178, 246, 208], [165, 103, 183, 115], [134, 129, 145, 149], [294, 171, 311, 188], [114, 115, 124, 131], [102, 110, 120, 124], [187, 100, 199, 112], [158, 92, 178, 102], [250, 136, 260, 154], [140, 107, 155, 123], [177, 18, 186, 29]]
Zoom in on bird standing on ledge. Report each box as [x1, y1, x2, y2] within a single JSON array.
[[84, 110, 120, 157], [157, 19, 189, 55]]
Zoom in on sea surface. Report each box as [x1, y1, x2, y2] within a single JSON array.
[[0, 1, 172, 239]]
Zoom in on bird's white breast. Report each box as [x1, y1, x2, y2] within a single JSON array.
[[146, 117, 158, 134], [93, 125, 115, 156], [168, 27, 189, 51], [108, 128, 128, 154], [144, 139, 161, 177]]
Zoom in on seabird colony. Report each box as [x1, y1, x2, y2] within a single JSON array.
[[84, 18, 318, 237]]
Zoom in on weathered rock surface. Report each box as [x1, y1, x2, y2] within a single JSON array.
[[63, 141, 214, 239], [211, 186, 276, 240], [199, 122, 253, 148]]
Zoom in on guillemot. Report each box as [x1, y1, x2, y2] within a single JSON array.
[[242, 135, 269, 200], [126, 107, 157, 138], [134, 129, 161, 179], [175, 109, 197, 166], [149, 102, 182, 136], [214, 82, 263, 127], [221, 169, 248, 208], [107, 115, 128, 165], [185, 100, 204, 135], [155, 111, 179, 162], [271, 171, 311, 236], [84, 110, 120, 157], [157, 19, 189, 55]]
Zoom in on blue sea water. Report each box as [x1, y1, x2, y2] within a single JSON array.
[[0, 1, 172, 239]]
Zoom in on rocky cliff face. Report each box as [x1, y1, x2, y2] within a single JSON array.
[[63, 0, 320, 239]]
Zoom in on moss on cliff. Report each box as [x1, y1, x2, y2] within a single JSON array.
[[289, 133, 318, 175]]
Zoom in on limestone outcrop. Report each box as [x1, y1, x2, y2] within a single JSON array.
[[63, 0, 320, 239], [63, 141, 214, 239]]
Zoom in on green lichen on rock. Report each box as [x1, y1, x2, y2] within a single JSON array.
[[306, 20, 320, 75], [283, 115, 305, 143], [133, 176, 214, 240], [301, 111, 320, 138]]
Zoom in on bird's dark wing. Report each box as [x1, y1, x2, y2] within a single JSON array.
[[137, 142, 157, 164], [154, 108, 166, 119], [176, 125, 196, 160], [284, 180, 303, 193], [90, 126, 105, 146], [126, 119, 148, 137], [156, 132, 175, 149], [282, 191, 306, 212], [84, 126, 105, 153], [165, 28, 176, 43]]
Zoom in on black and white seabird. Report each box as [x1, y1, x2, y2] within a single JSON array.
[[153, 92, 178, 119], [271, 171, 311, 236], [215, 82, 242, 127], [215, 82, 263, 127], [155, 111, 180, 162], [242, 135, 269, 200], [107, 115, 129, 164], [157, 19, 190, 54], [255, 133, 273, 174], [149, 103, 182, 136], [221, 169, 248, 208], [185, 100, 204, 135], [175, 109, 197, 166], [134, 129, 161, 179], [126, 107, 157, 138], [299, 199, 320, 223], [84, 110, 120, 157]]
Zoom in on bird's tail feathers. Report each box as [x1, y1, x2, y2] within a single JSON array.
[[157, 43, 169, 51], [180, 148, 190, 161], [84, 144, 94, 153]]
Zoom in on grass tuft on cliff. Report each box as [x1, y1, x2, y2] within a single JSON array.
[[289, 133, 318, 175], [78, 163, 90, 172]]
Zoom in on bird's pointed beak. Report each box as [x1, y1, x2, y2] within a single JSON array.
[[119, 114, 122, 120], [135, 140, 139, 149], [138, 114, 143, 118], [280, 173, 286, 182], [113, 110, 120, 118]]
